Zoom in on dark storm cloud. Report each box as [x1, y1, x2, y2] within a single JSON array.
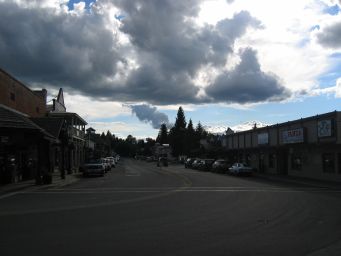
[[130, 104, 169, 129], [117, 65, 199, 105], [206, 48, 290, 103], [317, 21, 341, 49], [117, 0, 262, 74], [0, 0, 289, 105], [0, 1, 121, 93]]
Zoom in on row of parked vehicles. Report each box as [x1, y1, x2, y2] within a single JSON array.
[[185, 158, 254, 175], [81, 155, 120, 177]]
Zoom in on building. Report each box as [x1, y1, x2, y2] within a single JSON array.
[[0, 68, 87, 183], [0, 69, 47, 117], [0, 104, 57, 184], [223, 111, 341, 182], [45, 88, 87, 175]]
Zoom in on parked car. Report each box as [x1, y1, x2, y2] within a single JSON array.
[[192, 159, 203, 169], [185, 158, 196, 168], [229, 163, 253, 175], [101, 158, 111, 172], [105, 157, 116, 168], [83, 161, 105, 177], [211, 159, 230, 173], [198, 159, 215, 171]]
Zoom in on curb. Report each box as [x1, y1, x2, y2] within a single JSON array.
[[253, 173, 341, 189], [0, 173, 82, 196]]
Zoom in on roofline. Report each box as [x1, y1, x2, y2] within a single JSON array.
[[48, 112, 87, 125], [0, 68, 45, 99], [229, 110, 340, 136], [0, 103, 29, 117], [0, 104, 59, 142]]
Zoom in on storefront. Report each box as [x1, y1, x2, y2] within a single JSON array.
[[224, 111, 341, 182]]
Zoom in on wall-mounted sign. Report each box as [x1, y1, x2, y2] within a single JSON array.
[[317, 119, 333, 137], [258, 133, 269, 145], [282, 128, 304, 144]]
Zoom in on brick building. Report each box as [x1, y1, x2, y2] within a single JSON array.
[[0, 69, 47, 117]]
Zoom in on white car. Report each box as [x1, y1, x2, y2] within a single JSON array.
[[105, 157, 116, 168], [229, 163, 253, 175], [100, 158, 111, 172]]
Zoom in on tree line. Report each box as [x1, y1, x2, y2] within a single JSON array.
[[156, 106, 208, 157], [87, 106, 210, 159]]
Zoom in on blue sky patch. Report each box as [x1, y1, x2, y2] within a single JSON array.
[[324, 4, 340, 15], [67, 0, 95, 11], [317, 53, 341, 88], [115, 14, 125, 21], [310, 25, 320, 31]]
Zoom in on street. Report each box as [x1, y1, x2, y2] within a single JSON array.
[[1, 158, 341, 256]]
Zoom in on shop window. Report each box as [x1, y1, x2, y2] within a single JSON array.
[[246, 154, 251, 165], [269, 154, 275, 168], [322, 153, 335, 173], [291, 155, 302, 170], [10, 92, 15, 101]]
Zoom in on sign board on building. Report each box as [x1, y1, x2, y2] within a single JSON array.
[[258, 133, 269, 145], [317, 119, 333, 137], [282, 128, 304, 144]]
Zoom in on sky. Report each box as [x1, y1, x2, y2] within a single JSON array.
[[0, 0, 340, 138]]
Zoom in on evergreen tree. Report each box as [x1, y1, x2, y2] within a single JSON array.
[[156, 123, 168, 144], [169, 106, 187, 156], [186, 119, 196, 155], [195, 122, 207, 139], [174, 106, 187, 129], [195, 122, 204, 137]]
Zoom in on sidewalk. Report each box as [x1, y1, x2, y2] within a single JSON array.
[[254, 172, 341, 190], [0, 171, 81, 196]]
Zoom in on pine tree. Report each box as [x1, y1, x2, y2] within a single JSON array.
[[174, 106, 186, 129], [169, 106, 187, 156], [156, 123, 168, 144], [186, 119, 196, 155]]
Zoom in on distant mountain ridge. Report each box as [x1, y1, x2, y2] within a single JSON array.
[[204, 121, 269, 135]]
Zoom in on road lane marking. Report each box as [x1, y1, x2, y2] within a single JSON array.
[[20, 188, 341, 194]]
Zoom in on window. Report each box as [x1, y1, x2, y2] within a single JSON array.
[[269, 154, 275, 168], [323, 153, 335, 173], [10, 92, 15, 101], [291, 155, 302, 170]]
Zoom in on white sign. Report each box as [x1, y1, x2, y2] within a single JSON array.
[[317, 120, 332, 137], [258, 133, 269, 145], [282, 128, 304, 144]]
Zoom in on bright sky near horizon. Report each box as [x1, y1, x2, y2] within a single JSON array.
[[0, 0, 340, 138]]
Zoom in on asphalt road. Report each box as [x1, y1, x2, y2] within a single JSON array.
[[1, 158, 341, 256]]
